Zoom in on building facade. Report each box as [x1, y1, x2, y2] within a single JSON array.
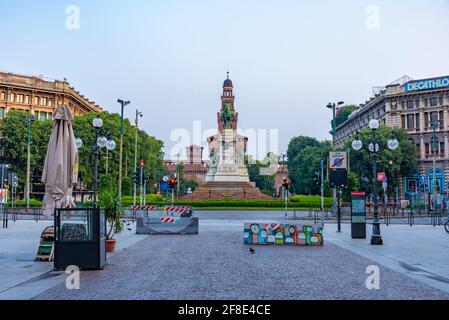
[[334, 75, 449, 197], [0, 71, 102, 121]]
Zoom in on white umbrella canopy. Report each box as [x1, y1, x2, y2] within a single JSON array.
[[41, 105, 79, 216]]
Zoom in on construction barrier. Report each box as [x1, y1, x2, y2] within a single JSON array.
[[136, 206, 197, 235], [244, 223, 323, 246]]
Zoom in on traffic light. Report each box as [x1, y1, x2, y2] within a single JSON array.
[[168, 177, 178, 189], [282, 177, 289, 189], [132, 171, 139, 184]]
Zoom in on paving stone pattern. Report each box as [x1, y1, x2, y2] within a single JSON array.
[[34, 232, 449, 300]]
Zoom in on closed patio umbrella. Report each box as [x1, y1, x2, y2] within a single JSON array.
[[41, 104, 78, 216]]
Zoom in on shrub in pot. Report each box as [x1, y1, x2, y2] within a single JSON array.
[[98, 189, 124, 252]]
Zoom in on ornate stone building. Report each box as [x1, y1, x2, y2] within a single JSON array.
[[0, 71, 102, 121], [334, 75, 449, 197]]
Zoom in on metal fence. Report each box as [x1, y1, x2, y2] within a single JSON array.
[[1, 207, 47, 228]]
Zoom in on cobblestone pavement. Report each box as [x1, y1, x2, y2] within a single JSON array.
[[34, 231, 449, 300]]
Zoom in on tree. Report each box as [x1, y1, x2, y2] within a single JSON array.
[[334, 105, 359, 128], [247, 153, 277, 195], [287, 136, 332, 195], [0, 110, 53, 192], [0, 110, 166, 200], [344, 125, 418, 195]]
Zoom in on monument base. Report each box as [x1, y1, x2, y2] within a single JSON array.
[[184, 181, 273, 200]]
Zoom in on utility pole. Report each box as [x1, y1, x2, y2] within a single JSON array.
[[140, 160, 144, 207], [117, 99, 131, 205], [431, 119, 442, 212], [327, 101, 344, 216], [133, 109, 143, 206], [176, 153, 180, 197], [24, 115, 35, 209]]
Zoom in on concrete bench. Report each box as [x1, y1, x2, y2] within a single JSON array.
[[244, 223, 323, 246]]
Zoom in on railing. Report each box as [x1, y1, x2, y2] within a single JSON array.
[[1, 207, 46, 228]]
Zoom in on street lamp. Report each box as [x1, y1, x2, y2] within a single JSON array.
[[105, 139, 117, 174], [133, 109, 143, 206], [351, 119, 398, 245], [117, 99, 131, 205], [327, 101, 345, 217], [77, 115, 116, 207]]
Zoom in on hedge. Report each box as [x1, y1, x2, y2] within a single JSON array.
[[290, 195, 332, 208], [118, 197, 331, 209], [13, 199, 43, 207]]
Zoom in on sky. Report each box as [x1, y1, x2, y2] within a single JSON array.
[[1, 0, 449, 160]]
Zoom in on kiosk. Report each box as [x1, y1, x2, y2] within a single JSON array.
[[351, 192, 367, 239]]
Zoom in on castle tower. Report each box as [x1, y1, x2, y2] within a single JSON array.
[[218, 72, 238, 132]]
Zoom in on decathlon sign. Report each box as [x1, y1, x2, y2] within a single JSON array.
[[329, 152, 348, 170], [405, 76, 449, 92]]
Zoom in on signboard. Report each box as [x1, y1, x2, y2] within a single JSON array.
[[0, 189, 8, 205], [330, 170, 348, 189], [329, 152, 348, 170], [161, 181, 171, 192], [405, 76, 449, 93], [351, 192, 366, 239], [377, 172, 387, 182]]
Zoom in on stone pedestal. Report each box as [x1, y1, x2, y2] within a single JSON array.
[[206, 129, 249, 183]]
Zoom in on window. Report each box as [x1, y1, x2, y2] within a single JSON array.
[[415, 113, 420, 128], [407, 114, 415, 129], [425, 143, 430, 155], [401, 115, 406, 128], [430, 111, 438, 123], [424, 112, 429, 127], [0, 107, 5, 118], [9, 93, 15, 102], [440, 142, 445, 155], [0, 92, 5, 101], [41, 97, 47, 106], [25, 95, 30, 104], [40, 112, 47, 121], [415, 99, 420, 108], [407, 100, 415, 109], [48, 99, 53, 107], [34, 96, 40, 105], [401, 101, 406, 109], [424, 99, 429, 107], [416, 144, 420, 157], [439, 111, 444, 123], [430, 97, 438, 107], [17, 94, 24, 103], [439, 96, 444, 106]]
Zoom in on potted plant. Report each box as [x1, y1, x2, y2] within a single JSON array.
[[98, 189, 124, 252]]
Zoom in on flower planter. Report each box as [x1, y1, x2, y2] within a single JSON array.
[[106, 239, 117, 252]]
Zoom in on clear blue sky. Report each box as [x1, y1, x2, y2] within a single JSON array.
[[1, 0, 449, 159]]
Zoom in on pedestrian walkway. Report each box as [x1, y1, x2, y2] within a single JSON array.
[[0, 220, 146, 300], [2, 213, 449, 300]]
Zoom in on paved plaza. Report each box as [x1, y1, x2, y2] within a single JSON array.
[[1, 211, 449, 300]]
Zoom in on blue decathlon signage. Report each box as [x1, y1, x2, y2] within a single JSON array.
[[405, 76, 449, 93]]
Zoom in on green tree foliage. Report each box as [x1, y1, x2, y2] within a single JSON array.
[[334, 105, 359, 128], [247, 153, 277, 196], [344, 126, 418, 194], [287, 136, 332, 195], [0, 110, 53, 189], [0, 110, 165, 197]]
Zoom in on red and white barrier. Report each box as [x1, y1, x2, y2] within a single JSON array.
[[160, 217, 176, 223], [130, 205, 158, 211], [163, 206, 191, 214]]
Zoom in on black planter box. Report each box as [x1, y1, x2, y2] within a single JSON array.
[[54, 208, 106, 270]]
